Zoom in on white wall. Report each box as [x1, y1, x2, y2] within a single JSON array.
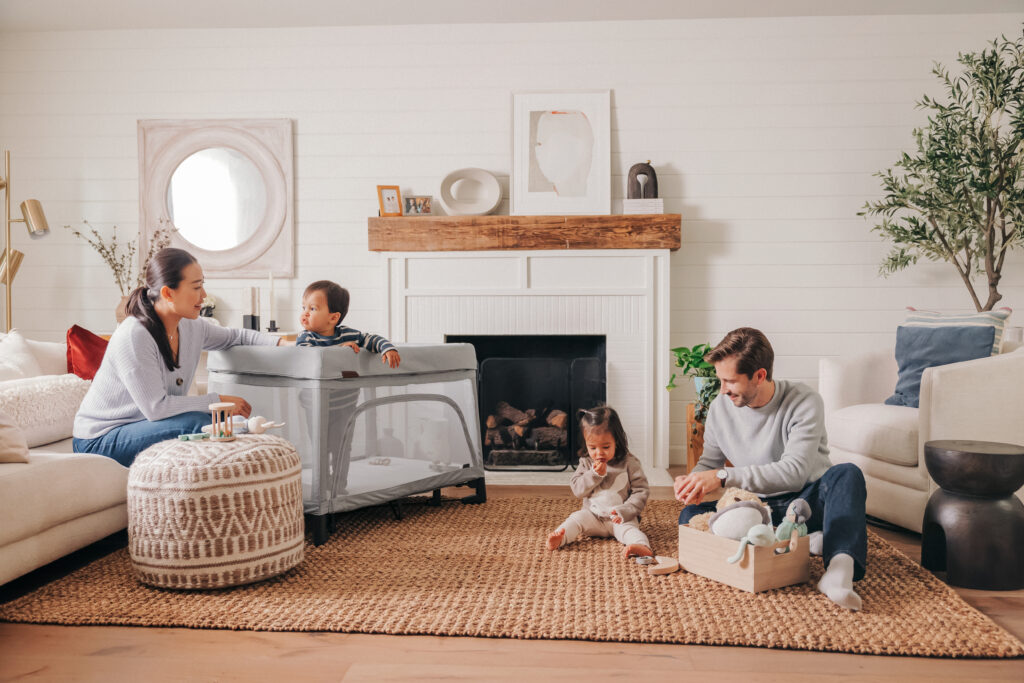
[[1, 13, 1021, 464]]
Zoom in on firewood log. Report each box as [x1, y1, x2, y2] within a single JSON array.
[[486, 414, 499, 429], [532, 426, 567, 448], [496, 401, 529, 425], [546, 409, 568, 430]]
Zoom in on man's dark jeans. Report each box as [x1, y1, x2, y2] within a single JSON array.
[[678, 463, 867, 580]]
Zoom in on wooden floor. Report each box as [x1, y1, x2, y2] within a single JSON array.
[[2, 479, 1022, 682]]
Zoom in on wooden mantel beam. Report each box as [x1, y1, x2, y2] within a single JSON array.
[[367, 214, 681, 252]]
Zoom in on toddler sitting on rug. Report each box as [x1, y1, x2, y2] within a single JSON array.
[[546, 405, 653, 559]]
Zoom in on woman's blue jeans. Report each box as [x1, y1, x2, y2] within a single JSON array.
[[73, 411, 209, 467], [678, 463, 868, 580]]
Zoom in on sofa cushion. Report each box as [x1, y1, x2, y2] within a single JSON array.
[[0, 451, 128, 548], [0, 409, 30, 463], [25, 338, 70, 376], [905, 307, 1011, 356], [827, 403, 920, 467], [0, 330, 43, 381], [0, 374, 92, 448], [67, 325, 109, 380], [885, 325, 995, 408]]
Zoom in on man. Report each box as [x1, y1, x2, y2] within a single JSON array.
[[674, 327, 866, 610]]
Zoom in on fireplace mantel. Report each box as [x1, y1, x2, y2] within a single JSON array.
[[368, 214, 680, 252]]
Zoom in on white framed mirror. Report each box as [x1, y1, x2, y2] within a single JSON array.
[[139, 119, 294, 277]]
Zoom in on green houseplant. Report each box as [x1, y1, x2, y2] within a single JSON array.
[[860, 31, 1024, 311], [667, 343, 721, 426]]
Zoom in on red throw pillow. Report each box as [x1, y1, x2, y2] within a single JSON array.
[[66, 325, 109, 380]]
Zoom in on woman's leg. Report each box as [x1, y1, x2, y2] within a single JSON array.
[[73, 411, 209, 467]]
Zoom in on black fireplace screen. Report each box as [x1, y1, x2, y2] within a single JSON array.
[[447, 335, 606, 471]]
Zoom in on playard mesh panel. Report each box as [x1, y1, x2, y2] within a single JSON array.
[[207, 344, 483, 515]]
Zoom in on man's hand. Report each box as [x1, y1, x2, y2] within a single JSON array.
[[673, 470, 723, 506], [592, 459, 607, 476], [610, 509, 623, 524], [382, 349, 401, 368]]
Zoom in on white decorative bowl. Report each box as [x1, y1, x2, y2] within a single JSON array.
[[438, 168, 501, 216]]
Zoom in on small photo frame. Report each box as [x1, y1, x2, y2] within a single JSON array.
[[377, 185, 402, 216], [404, 195, 433, 216]]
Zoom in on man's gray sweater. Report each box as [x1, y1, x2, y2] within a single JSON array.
[[694, 379, 832, 496]]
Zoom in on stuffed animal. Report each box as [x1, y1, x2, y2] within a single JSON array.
[[727, 523, 777, 563], [688, 487, 771, 535], [774, 498, 811, 553]]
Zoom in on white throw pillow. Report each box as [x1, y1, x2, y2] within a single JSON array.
[[0, 374, 91, 447], [0, 330, 44, 381], [25, 338, 69, 376], [0, 408, 30, 463]]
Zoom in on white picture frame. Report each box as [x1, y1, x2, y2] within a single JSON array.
[[512, 90, 611, 216]]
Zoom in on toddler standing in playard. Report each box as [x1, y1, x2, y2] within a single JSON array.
[[296, 280, 401, 494], [546, 406, 653, 559], [297, 279, 401, 367]]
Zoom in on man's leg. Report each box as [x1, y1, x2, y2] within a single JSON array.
[[796, 463, 867, 610], [678, 500, 718, 525], [73, 411, 209, 467]]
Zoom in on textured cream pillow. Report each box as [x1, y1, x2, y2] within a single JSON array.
[[0, 330, 44, 382], [0, 408, 30, 463], [0, 374, 91, 448]]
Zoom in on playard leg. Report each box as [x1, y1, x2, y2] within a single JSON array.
[[389, 500, 404, 520], [308, 514, 330, 546], [428, 488, 442, 506], [460, 477, 487, 504]]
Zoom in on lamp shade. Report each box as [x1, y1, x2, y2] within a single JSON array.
[[20, 199, 49, 238], [0, 249, 24, 285]]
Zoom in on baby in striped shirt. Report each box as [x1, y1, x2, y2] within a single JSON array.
[[297, 280, 401, 368]]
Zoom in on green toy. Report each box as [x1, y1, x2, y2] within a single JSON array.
[[775, 498, 811, 554]]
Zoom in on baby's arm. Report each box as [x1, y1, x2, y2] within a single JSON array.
[[613, 456, 650, 523], [568, 459, 606, 499], [351, 329, 401, 367]]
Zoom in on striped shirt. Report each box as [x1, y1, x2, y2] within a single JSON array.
[[296, 324, 396, 354], [73, 316, 279, 439]]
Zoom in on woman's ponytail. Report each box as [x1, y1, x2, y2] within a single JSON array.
[[129, 248, 197, 372]]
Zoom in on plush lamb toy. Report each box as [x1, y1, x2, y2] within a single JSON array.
[[727, 523, 777, 564], [774, 498, 811, 553], [688, 487, 771, 537]]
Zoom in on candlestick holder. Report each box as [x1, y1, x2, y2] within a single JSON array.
[[267, 320, 279, 333]]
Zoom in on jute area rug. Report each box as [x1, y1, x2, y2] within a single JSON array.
[[1, 497, 1022, 658]]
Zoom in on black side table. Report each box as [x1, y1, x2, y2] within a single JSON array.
[[921, 440, 1024, 590]]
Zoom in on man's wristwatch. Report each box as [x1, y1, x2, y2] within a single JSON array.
[[716, 469, 728, 487]]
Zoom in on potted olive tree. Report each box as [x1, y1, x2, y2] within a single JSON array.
[[860, 31, 1023, 311], [667, 343, 721, 464]]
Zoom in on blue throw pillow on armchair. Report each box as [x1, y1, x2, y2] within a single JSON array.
[[885, 325, 996, 408]]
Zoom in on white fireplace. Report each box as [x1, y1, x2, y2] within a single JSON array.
[[384, 249, 671, 482]]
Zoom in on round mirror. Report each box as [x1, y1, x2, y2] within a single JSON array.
[[167, 147, 267, 251]]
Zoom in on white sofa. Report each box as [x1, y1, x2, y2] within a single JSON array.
[[819, 340, 1024, 533], [0, 331, 129, 586]]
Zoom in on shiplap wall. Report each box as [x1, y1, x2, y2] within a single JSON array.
[[1, 13, 1021, 465]]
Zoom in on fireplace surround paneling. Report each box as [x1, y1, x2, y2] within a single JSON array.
[[384, 249, 671, 475]]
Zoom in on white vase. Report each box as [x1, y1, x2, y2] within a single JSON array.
[[116, 295, 129, 324]]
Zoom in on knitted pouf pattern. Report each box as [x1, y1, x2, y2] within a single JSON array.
[[126, 433, 304, 590]]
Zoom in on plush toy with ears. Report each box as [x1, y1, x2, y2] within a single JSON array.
[[774, 498, 811, 553]]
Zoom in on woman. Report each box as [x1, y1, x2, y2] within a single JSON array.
[[73, 248, 288, 466]]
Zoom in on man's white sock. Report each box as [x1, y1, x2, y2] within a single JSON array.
[[817, 553, 861, 611], [808, 531, 823, 556]]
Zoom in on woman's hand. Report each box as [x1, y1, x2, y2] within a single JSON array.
[[219, 394, 252, 419]]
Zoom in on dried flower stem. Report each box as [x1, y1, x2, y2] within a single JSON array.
[[65, 220, 176, 296]]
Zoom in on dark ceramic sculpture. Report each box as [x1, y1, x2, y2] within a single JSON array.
[[627, 161, 658, 199]]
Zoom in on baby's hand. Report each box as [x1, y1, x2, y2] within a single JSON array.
[[341, 341, 360, 353], [610, 509, 623, 524], [382, 349, 401, 368], [592, 460, 607, 476]]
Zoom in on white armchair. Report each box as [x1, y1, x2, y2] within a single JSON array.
[[819, 342, 1024, 532]]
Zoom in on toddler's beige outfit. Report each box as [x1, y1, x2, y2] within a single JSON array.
[[556, 452, 651, 548]]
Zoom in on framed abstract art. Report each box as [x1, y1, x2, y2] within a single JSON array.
[[511, 90, 610, 215]]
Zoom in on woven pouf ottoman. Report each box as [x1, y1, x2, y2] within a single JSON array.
[[127, 433, 304, 589]]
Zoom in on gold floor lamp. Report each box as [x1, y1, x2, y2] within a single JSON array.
[[0, 150, 50, 333]]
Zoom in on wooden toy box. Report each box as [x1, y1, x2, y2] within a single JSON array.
[[678, 523, 810, 593]]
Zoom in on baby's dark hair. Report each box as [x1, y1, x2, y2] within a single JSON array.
[[576, 405, 629, 466], [304, 280, 350, 321]]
